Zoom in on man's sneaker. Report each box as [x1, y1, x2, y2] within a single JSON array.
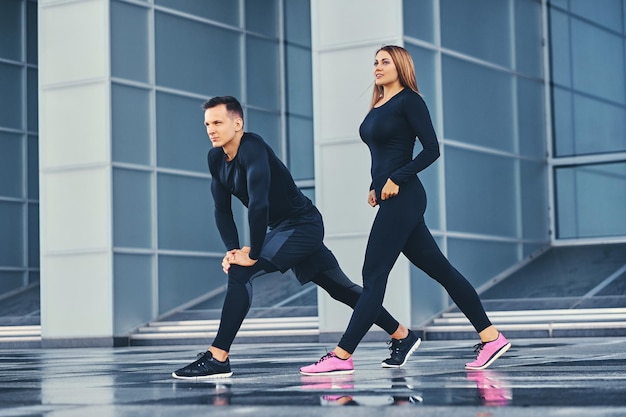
[[300, 352, 354, 375], [172, 351, 233, 380], [381, 330, 421, 368], [465, 333, 511, 370]]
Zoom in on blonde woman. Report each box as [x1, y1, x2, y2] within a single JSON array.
[[301, 46, 510, 375]]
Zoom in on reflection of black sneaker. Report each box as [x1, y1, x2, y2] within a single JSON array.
[[172, 351, 233, 380], [381, 330, 421, 368]]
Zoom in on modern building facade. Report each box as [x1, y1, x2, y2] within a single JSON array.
[[0, 0, 624, 346]]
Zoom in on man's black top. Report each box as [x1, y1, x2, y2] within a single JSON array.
[[208, 132, 313, 260]]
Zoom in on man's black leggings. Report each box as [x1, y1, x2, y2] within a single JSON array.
[[337, 177, 492, 354]]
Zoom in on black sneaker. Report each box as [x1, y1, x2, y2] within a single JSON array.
[[381, 330, 421, 368], [172, 351, 233, 380]]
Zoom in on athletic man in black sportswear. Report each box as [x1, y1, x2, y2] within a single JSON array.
[[172, 96, 417, 380]]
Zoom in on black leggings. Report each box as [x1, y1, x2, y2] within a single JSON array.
[[338, 178, 492, 354], [211, 261, 400, 353]]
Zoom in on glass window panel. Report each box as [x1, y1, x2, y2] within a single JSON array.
[[517, 77, 547, 158], [447, 238, 519, 288], [0, 63, 23, 130], [550, 0, 569, 10], [284, 0, 311, 47], [114, 253, 153, 333], [247, 109, 281, 154], [158, 255, 225, 314], [0, 132, 23, 198], [549, 9, 572, 87], [442, 56, 514, 152], [570, 0, 622, 32], [112, 83, 151, 165], [246, 36, 280, 110], [156, 92, 210, 173], [27, 135, 38, 200], [0, 0, 22, 61], [28, 270, 39, 285], [285, 44, 313, 117], [287, 115, 313, 180], [521, 160, 549, 241], [111, 0, 149, 83], [571, 19, 625, 103], [0, 201, 24, 267], [155, 0, 239, 26], [445, 147, 518, 237], [157, 173, 228, 252], [405, 44, 439, 129], [552, 87, 574, 156], [555, 167, 577, 238], [515, 0, 543, 78], [573, 94, 626, 155], [27, 68, 38, 132], [557, 163, 626, 238], [403, 0, 435, 43], [441, 0, 512, 68], [28, 202, 39, 268], [26, 0, 37, 64], [113, 168, 152, 249], [300, 187, 315, 204], [155, 12, 241, 97], [245, 0, 278, 37], [0, 271, 24, 294]]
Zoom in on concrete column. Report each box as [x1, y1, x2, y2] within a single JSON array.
[[38, 0, 114, 347], [311, 0, 412, 340]]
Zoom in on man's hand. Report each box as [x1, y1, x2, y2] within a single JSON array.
[[222, 247, 257, 274], [380, 178, 399, 200]]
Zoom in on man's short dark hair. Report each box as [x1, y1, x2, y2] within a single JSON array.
[[202, 96, 244, 120]]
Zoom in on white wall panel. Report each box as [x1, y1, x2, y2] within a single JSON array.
[[40, 83, 109, 168], [38, 0, 107, 85], [41, 253, 112, 338], [315, 0, 403, 48]]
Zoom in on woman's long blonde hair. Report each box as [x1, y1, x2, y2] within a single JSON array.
[[370, 45, 421, 109]]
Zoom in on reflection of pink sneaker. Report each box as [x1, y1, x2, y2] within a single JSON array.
[[300, 352, 354, 375], [466, 370, 512, 406], [465, 333, 511, 370]]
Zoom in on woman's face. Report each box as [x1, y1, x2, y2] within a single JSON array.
[[374, 50, 399, 87]]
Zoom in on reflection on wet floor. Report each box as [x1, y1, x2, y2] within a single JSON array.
[[1, 338, 626, 416]]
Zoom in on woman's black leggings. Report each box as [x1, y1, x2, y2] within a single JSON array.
[[338, 178, 492, 354]]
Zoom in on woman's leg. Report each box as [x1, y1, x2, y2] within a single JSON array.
[[401, 220, 492, 334]]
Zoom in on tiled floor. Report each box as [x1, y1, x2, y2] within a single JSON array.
[[1, 337, 625, 416]]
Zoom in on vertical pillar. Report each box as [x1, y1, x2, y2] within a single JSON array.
[[311, 0, 412, 340], [38, 0, 114, 347]]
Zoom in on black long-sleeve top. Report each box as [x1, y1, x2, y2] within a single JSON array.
[[359, 88, 440, 194], [208, 132, 313, 260]]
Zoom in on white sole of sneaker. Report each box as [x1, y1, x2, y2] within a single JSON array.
[[171, 371, 233, 380], [465, 342, 511, 370], [381, 337, 422, 368], [300, 369, 355, 376]]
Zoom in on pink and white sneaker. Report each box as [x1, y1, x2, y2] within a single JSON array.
[[465, 333, 511, 370], [300, 352, 355, 376]]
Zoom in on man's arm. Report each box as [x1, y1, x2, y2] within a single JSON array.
[[240, 141, 271, 261], [209, 155, 240, 251]]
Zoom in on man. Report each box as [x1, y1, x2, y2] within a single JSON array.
[[172, 96, 420, 379]]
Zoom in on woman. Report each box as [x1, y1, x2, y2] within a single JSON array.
[[300, 45, 510, 375]]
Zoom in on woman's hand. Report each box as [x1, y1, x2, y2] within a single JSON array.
[[381, 178, 399, 200], [368, 189, 378, 207]]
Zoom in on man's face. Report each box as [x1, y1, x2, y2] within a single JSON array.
[[204, 104, 243, 148]]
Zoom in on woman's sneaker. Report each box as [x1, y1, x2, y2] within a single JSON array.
[[381, 330, 421, 368], [465, 333, 511, 370], [172, 351, 233, 380], [300, 352, 354, 375]]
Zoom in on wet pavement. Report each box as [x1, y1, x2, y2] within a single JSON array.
[[1, 337, 625, 416]]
